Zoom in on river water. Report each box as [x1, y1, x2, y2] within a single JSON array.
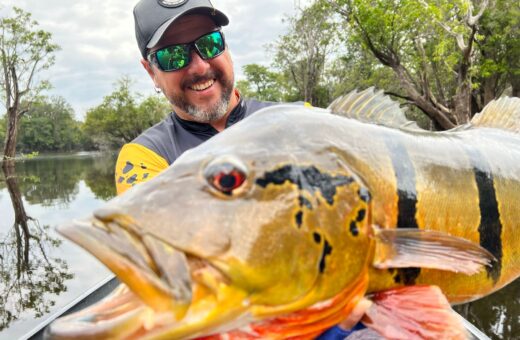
[[0, 152, 517, 339]]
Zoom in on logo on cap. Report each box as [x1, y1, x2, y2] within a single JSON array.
[[158, 0, 188, 8]]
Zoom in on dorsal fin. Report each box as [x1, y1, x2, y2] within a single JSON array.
[[471, 97, 520, 133], [328, 87, 420, 129]]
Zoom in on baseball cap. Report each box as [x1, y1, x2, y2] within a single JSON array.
[[134, 0, 229, 58]]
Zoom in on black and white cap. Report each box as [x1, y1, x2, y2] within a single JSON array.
[[133, 0, 229, 57]]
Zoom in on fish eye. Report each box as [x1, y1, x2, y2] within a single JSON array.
[[203, 156, 248, 196]]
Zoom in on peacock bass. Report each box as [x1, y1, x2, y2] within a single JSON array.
[[47, 89, 520, 339]]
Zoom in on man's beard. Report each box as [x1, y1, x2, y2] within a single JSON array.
[[171, 69, 234, 123]]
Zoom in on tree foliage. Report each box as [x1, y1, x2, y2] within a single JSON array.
[[236, 64, 286, 102], [83, 76, 170, 149], [474, 0, 520, 103], [17, 96, 86, 153], [271, 2, 341, 107], [322, 0, 518, 128], [0, 7, 59, 162]]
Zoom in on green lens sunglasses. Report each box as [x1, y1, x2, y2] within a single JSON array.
[[147, 30, 226, 72]]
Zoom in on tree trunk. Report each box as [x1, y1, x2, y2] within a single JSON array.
[[3, 106, 20, 163], [511, 73, 520, 98], [452, 83, 472, 124]]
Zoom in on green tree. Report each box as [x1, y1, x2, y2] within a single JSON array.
[[237, 64, 285, 102], [17, 96, 83, 153], [474, 0, 520, 105], [272, 2, 341, 106], [324, 0, 518, 129], [0, 7, 59, 163], [83, 76, 169, 149]]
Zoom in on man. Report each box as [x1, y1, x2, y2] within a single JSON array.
[[115, 0, 277, 194], [115, 1, 355, 338]]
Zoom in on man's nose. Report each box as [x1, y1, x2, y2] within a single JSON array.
[[187, 50, 211, 75]]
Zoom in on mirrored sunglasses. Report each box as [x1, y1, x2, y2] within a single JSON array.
[[147, 30, 225, 72]]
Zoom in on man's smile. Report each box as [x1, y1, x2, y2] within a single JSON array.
[[189, 79, 215, 91]]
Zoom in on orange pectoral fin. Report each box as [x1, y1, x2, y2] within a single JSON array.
[[362, 285, 468, 340]]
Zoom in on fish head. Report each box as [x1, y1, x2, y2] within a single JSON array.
[[48, 106, 374, 338]]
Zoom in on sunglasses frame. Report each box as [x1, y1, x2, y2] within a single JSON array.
[[147, 29, 226, 72]]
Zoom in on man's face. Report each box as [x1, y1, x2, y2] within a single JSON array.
[[142, 15, 235, 123]]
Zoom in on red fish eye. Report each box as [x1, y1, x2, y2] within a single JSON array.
[[204, 156, 248, 195], [211, 169, 246, 194]]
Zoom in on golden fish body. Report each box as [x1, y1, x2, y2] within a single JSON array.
[[48, 89, 520, 339]]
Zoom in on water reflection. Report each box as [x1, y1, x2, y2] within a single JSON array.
[[13, 154, 117, 206], [455, 278, 519, 340], [0, 164, 72, 331], [0, 152, 117, 335]]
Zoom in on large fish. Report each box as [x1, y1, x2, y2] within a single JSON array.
[[47, 89, 520, 339]]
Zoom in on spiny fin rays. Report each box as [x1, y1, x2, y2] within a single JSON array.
[[471, 97, 520, 133], [327, 87, 422, 130]]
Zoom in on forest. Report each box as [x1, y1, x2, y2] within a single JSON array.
[[1, 0, 518, 156]]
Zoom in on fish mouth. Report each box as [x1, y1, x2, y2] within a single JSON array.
[[48, 215, 251, 339]]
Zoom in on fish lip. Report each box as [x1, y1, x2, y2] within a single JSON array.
[[57, 214, 233, 315]]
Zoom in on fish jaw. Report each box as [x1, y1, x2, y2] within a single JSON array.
[[57, 217, 193, 319], [51, 216, 255, 339]]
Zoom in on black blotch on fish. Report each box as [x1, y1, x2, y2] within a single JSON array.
[[140, 163, 147, 169], [319, 240, 333, 273], [118, 176, 125, 183], [126, 174, 138, 184], [356, 209, 366, 222], [299, 195, 313, 209], [313, 232, 321, 244], [350, 221, 359, 236], [256, 165, 353, 205], [122, 161, 134, 174], [295, 211, 303, 228], [143, 173, 149, 180]]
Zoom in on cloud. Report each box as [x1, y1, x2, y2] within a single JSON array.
[[1, 0, 305, 120]]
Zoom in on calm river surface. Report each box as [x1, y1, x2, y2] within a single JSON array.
[[0, 152, 518, 339]]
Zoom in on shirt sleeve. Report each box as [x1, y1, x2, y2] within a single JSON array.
[[114, 143, 169, 195]]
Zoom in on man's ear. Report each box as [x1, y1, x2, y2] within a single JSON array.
[[141, 59, 158, 85]]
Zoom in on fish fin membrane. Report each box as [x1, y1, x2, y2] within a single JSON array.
[[372, 227, 496, 275], [470, 96, 520, 133], [362, 285, 468, 340], [327, 87, 422, 130]]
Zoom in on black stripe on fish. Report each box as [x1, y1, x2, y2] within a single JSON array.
[[319, 239, 333, 273], [383, 134, 419, 229], [383, 133, 420, 285], [256, 165, 354, 205], [464, 146, 502, 282]]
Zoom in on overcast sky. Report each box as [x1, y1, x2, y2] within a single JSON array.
[[1, 1, 310, 120]]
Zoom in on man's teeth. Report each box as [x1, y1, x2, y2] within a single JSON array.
[[190, 80, 214, 91]]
